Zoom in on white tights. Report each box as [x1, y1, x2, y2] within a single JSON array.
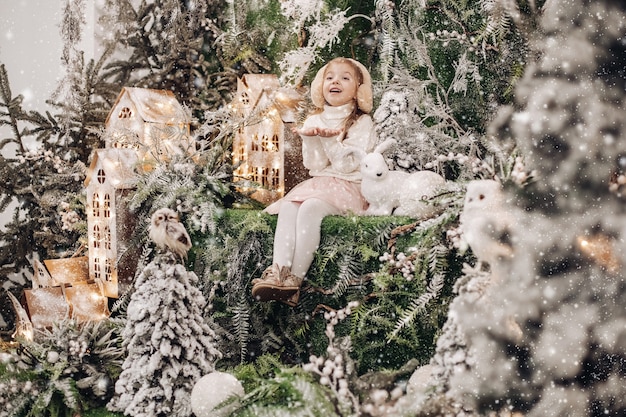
[[272, 198, 341, 278]]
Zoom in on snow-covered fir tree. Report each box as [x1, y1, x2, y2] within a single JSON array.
[[108, 249, 222, 417], [444, 0, 626, 415]]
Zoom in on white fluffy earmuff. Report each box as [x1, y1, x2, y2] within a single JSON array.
[[310, 58, 373, 113]]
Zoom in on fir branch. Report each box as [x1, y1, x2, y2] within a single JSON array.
[[375, 0, 401, 82], [277, 0, 370, 85], [225, 231, 266, 304], [480, 0, 515, 42], [450, 52, 483, 95], [428, 244, 451, 275], [231, 298, 252, 362], [388, 272, 445, 342], [0, 64, 27, 153], [260, 330, 285, 353], [331, 249, 362, 297]]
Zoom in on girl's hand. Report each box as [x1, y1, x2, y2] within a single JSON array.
[[295, 126, 343, 137]]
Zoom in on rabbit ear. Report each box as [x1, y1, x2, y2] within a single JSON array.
[[374, 139, 397, 154]]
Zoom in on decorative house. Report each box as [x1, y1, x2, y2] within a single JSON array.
[[232, 74, 307, 204], [84, 148, 140, 298], [105, 87, 193, 162], [15, 88, 196, 330], [20, 257, 109, 329]]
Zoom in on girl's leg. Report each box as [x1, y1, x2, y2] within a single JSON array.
[[272, 201, 299, 268], [290, 198, 341, 278], [253, 198, 339, 306], [252, 201, 301, 304]]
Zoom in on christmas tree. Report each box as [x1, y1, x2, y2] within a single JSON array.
[[442, 0, 626, 415], [108, 250, 222, 417]]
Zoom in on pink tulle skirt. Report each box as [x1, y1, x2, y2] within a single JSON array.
[[264, 176, 368, 215]]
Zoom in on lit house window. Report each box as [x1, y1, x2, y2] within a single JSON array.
[[271, 134, 279, 151], [241, 92, 250, 106], [94, 258, 101, 280], [251, 134, 259, 151], [103, 194, 111, 218], [118, 107, 132, 118], [261, 167, 270, 187], [93, 225, 101, 249], [93, 194, 100, 217], [271, 168, 280, 188], [104, 225, 111, 251], [105, 259, 113, 282]]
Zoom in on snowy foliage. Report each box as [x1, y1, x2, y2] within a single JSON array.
[[450, 52, 484, 95], [98, 0, 235, 112], [128, 150, 245, 243], [278, 0, 356, 85], [0, 320, 124, 417], [108, 251, 222, 417], [442, 1, 626, 415], [302, 303, 361, 415], [373, 84, 481, 179], [0, 65, 90, 315], [391, 264, 495, 416], [372, 0, 537, 184], [480, 0, 518, 46], [7, 0, 621, 416]]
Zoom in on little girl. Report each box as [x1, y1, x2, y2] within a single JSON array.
[[252, 57, 377, 306]]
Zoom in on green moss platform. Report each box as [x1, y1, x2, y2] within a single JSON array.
[[0, 209, 465, 416], [190, 208, 464, 374]]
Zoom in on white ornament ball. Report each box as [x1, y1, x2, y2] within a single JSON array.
[[46, 351, 60, 364], [190, 371, 245, 417], [407, 364, 434, 396]]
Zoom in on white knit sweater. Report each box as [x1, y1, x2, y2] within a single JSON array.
[[300, 103, 377, 182]]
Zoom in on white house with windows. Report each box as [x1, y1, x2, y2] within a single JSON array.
[[84, 148, 139, 298], [104, 87, 193, 162], [232, 74, 307, 204], [82, 87, 192, 299]]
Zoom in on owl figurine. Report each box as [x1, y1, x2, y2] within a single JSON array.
[[149, 208, 192, 260], [459, 180, 515, 272]]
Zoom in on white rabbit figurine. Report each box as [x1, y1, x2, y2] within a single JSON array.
[[359, 139, 446, 218]]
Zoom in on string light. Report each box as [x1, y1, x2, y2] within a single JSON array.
[[576, 234, 620, 274]]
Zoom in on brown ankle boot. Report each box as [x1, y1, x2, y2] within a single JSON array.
[[252, 264, 302, 305], [280, 288, 301, 307]]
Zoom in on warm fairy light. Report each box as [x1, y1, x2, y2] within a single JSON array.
[[576, 234, 620, 273], [274, 91, 286, 101], [90, 291, 105, 302], [18, 328, 34, 342]]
